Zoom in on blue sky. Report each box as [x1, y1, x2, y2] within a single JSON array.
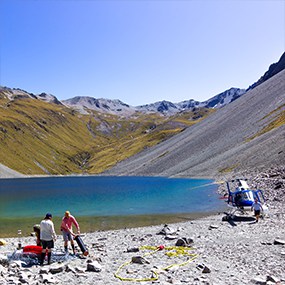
[[0, 0, 284, 106]]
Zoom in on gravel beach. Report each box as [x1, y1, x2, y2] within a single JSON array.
[[1, 209, 285, 285], [1, 167, 285, 285]]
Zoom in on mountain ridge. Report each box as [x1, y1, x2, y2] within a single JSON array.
[[1, 52, 284, 117], [0, 85, 244, 117], [0, 52, 284, 177], [60, 87, 246, 116], [0, 86, 214, 176], [104, 69, 285, 178], [247, 52, 285, 90]]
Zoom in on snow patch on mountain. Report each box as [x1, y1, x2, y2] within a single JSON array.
[[59, 87, 247, 116], [62, 96, 138, 116], [136, 88, 246, 114], [202, 88, 246, 108], [37, 92, 62, 105], [0, 86, 247, 117], [0, 87, 63, 105], [0, 86, 37, 100], [136, 100, 180, 115]]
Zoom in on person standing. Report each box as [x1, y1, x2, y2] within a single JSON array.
[[40, 213, 57, 265], [251, 198, 263, 222], [60, 210, 80, 254]]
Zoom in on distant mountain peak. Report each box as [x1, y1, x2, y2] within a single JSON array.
[[61, 87, 247, 117], [0, 86, 62, 105], [201, 87, 246, 108], [62, 96, 137, 116], [37, 92, 62, 105]]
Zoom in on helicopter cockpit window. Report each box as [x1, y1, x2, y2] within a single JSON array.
[[242, 192, 249, 200]]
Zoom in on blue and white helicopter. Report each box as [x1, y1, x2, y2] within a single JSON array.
[[225, 179, 268, 218]]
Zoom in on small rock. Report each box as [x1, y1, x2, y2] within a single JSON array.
[[175, 237, 194, 247], [65, 264, 76, 273], [19, 277, 29, 284], [165, 234, 178, 240], [0, 254, 9, 266], [75, 266, 85, 273], [49, 264, 65, 274], [202, 265, 211, 273], [267, 275, 280, 283], [39, 268, 49, 274], [273, 239, 285, 245], [126, 247, 139, 253], [40, 273, 56, 284], [157, 225, 177, 235], [10, 260, 25, 268], [86, 261, 102, 272], [251, 276, 267, 285], [131, 256, 150, 264], [97, 237, 107, 241], [0, 264, 8, 274], [196, 263, 204, 270], [209, 225, 219, 230]]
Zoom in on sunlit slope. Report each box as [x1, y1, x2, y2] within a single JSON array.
[[86, 108, 214, 173], [0, 92, 213, 175], [0, 96, 94, 174], [105, 69, 285, 177]]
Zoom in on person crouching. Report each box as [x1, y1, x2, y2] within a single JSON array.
[[60, 210, 80, 254]]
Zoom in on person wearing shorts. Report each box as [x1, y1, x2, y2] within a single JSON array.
[[39, 213, 57, 265], [251, 198, 263, 223], [60, 210, 80, 254]]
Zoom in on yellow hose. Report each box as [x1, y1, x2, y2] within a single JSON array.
[[114, 245, 198, 282]]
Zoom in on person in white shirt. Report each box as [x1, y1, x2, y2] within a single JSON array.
[[251, 198, 263, 223], [40, 213, 57, 265]]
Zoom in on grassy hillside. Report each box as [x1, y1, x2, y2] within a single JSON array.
[[0, 90, 213, 175], [246, 104, 285, 142], [103, 69, 285, 178]]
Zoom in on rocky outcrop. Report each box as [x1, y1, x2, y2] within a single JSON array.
[[248, 52, 285, 90]]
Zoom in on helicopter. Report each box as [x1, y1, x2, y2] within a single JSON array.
[[224, 179, 268, 218]]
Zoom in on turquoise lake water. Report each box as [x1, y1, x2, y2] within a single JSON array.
[[0, 176, 226, 237]]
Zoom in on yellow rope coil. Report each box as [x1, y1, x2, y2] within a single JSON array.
[[114, 245, 198, 282]]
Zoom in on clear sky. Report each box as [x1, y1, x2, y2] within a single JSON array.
[[0, 0, 284, 106]]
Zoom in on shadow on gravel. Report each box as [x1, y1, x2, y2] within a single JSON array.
[[222, 215, 256, 227]]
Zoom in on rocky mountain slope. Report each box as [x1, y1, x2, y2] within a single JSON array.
[[0, 87, 213, 176], [62, 52, 284, 116], [248, 52, 285, 90], [0, 52, 284, 178], [62, 96, 137, 116], [133, 87, 245, 114], [105, 69, 285, 178], [62, 87, 245, 116]]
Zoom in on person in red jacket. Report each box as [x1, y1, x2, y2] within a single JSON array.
[[60, 210, 80, 254]]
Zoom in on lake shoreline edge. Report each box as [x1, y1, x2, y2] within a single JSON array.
[[1, 167, 285, 284]]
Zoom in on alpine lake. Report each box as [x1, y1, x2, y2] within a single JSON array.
[[0, 176, 226, 238]]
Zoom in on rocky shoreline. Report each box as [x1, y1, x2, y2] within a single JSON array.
[[1, 167, 285, 285]]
